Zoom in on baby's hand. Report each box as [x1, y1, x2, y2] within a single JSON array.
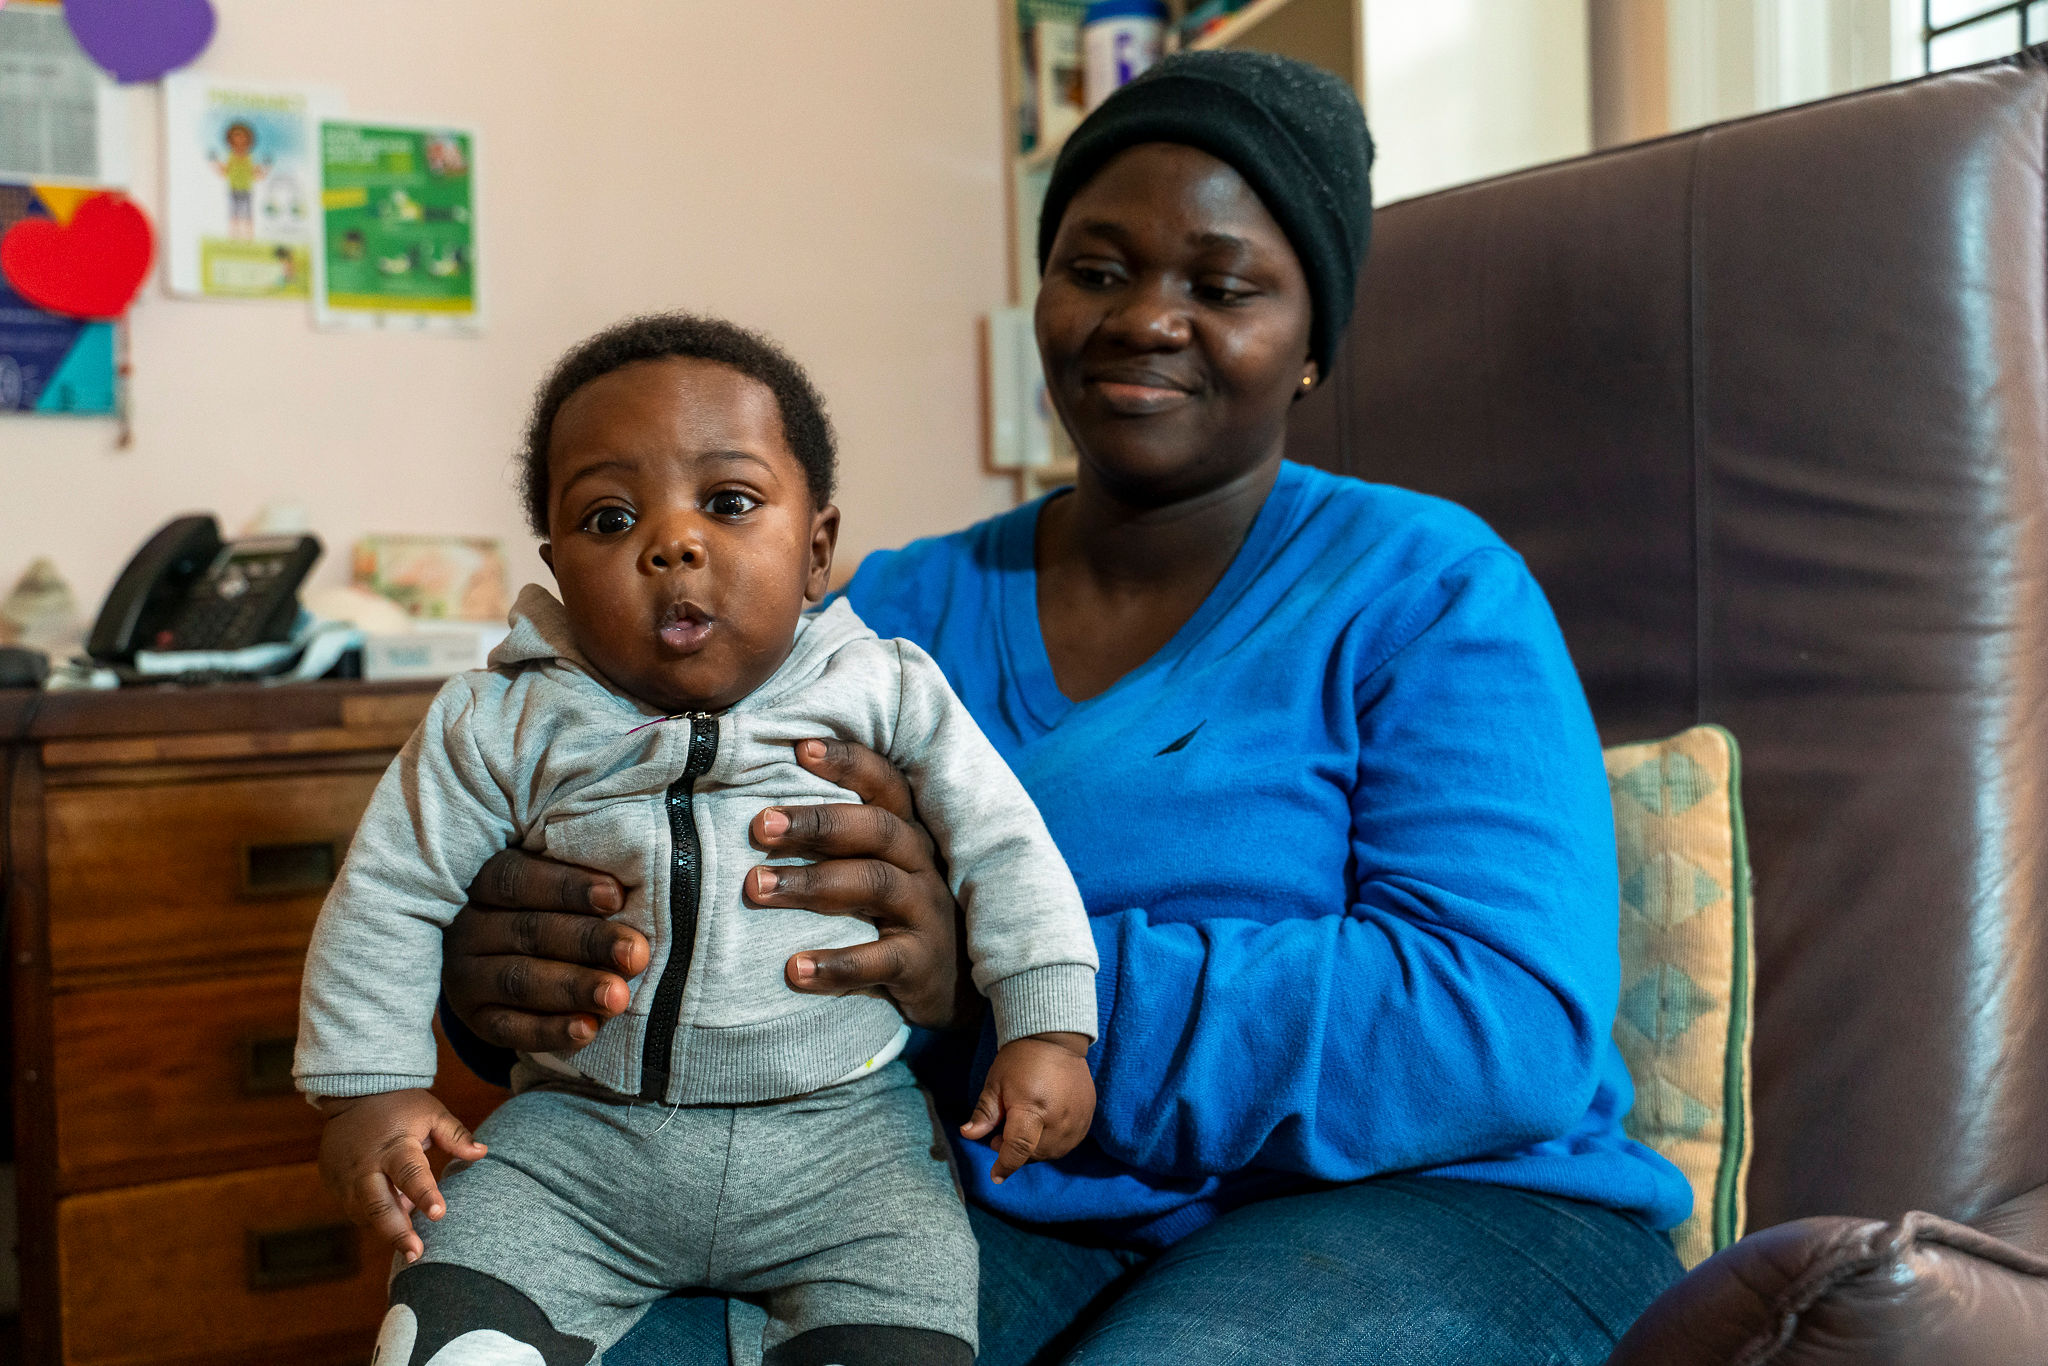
[[316, 1089, 486, 1263], [961, 1033, 1095, 1183]]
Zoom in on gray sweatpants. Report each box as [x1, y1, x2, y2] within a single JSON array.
[[377, 1061, 977, 1365]]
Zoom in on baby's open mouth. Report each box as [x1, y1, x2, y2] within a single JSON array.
[[657, 602, 713, 653]]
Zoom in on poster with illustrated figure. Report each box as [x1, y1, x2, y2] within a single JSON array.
[[314, 120, 479, 333], [162, 75, 339, 299], [0, 182, 119, 416]]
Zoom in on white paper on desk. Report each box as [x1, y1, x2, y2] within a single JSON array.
[[0, 2, 131, 186], [163, 74, 344, 299], [131, 639, 300, 677]]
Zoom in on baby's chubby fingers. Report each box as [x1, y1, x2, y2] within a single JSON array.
[[959, 1087, 1003, 1142], [382, 1135, 450, 1226], [317, 1090, 481, 1264], [1037, 1091, 1094, 1162], [990, 1107, 1044, 1184], [1035, 1063, 1097, 1162], [427, 1108, 488, 1163], [351, 1171, 423, 1263]]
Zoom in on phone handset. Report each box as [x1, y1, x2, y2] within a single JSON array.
[[86, 514, 223, 664], [87, 514, 322, 665]]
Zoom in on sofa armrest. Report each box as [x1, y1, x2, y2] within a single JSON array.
[[1606, 1187, 2048, 1365], [1963, 1180, 2048, 1255]]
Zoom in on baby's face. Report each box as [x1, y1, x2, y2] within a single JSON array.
[[541, 357, 838, 714]]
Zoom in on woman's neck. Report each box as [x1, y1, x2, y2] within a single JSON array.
[[1032, 449, 1284, 702], [1044, 452, 1284, 591]]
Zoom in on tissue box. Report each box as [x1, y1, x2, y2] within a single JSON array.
[[362, 622, 508, 680]]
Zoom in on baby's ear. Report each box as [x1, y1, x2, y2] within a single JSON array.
[[805, 505, 841, 603]]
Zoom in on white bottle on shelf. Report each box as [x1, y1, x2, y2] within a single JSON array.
[[1083, 0, 1168, 109]]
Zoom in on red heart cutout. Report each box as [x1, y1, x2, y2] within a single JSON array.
[[0, 192, 154, 319]]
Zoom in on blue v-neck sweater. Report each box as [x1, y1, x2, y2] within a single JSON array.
[[844, 461, 1692, 1247]]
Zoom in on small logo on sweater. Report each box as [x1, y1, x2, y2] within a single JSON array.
[[1156, 721, 1205, 756]]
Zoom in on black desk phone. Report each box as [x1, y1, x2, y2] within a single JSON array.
[[87, 514, 322, 665]]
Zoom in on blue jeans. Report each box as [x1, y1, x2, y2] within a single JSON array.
[[605, 1175, 1683, 1365]]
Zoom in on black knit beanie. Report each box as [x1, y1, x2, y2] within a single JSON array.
[[1037, 49, 1374, 373]]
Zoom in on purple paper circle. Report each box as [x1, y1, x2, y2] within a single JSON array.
[[66, 0, 216, 84]]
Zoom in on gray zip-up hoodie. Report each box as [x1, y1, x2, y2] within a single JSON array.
[[295, 586, 1097, 1106]]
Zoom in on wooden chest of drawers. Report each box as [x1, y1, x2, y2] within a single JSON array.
[[1, 682, 507, 1366]]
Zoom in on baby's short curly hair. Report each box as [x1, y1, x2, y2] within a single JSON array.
[[519, 313, 837, 537]]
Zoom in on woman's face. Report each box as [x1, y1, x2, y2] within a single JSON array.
[[1037, 142, 1315, 507]]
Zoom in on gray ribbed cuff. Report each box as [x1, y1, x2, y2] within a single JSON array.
[[296, 1071, 435, 1099], [985, 964, 1098, 1046]]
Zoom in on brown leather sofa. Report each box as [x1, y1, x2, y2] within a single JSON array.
[[1289, 44, 2048, 1364]]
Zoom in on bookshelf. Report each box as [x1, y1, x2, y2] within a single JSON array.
[[993, 0, 1366, 495]]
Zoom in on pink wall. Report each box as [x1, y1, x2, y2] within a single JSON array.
[[1, 0, 1016, 617]]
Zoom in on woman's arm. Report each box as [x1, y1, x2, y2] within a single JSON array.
[[440, 737, 977, 1064], [1086, 549, 1621, 1182]]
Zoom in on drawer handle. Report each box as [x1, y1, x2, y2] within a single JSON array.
[[241, 839, 341, 897], [239, 1033, 299, 1096], [246, 1222, 359, 1291]]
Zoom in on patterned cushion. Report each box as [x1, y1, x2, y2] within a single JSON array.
[[1605, 724, 1754, 1269]]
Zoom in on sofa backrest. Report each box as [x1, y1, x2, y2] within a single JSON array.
[[1287, 48, 2048, 1234]]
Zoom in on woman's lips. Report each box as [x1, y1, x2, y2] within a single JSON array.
[[657, 605, 712, 653], [1088, 377, 1196, 415]]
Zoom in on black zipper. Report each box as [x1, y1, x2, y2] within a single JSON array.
[[638, 712, 719, 1100]]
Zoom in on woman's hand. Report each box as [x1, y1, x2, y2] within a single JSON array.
[[443, 853, 647, 1054], [746, 737, 978, 1030], [441, 736, 977, 1050]]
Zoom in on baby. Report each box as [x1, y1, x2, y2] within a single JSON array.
[[296, 314, 1098, 1366]]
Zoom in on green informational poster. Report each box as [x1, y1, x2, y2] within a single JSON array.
[[315, 121, 478, 331]]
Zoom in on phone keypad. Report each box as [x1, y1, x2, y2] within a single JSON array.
[[158, 554, 297, 652]]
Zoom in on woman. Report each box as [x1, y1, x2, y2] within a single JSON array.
[[436, 51, 1690, 1364]]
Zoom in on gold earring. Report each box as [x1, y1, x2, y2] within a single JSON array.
[[1301, 374, 1314, 389]]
